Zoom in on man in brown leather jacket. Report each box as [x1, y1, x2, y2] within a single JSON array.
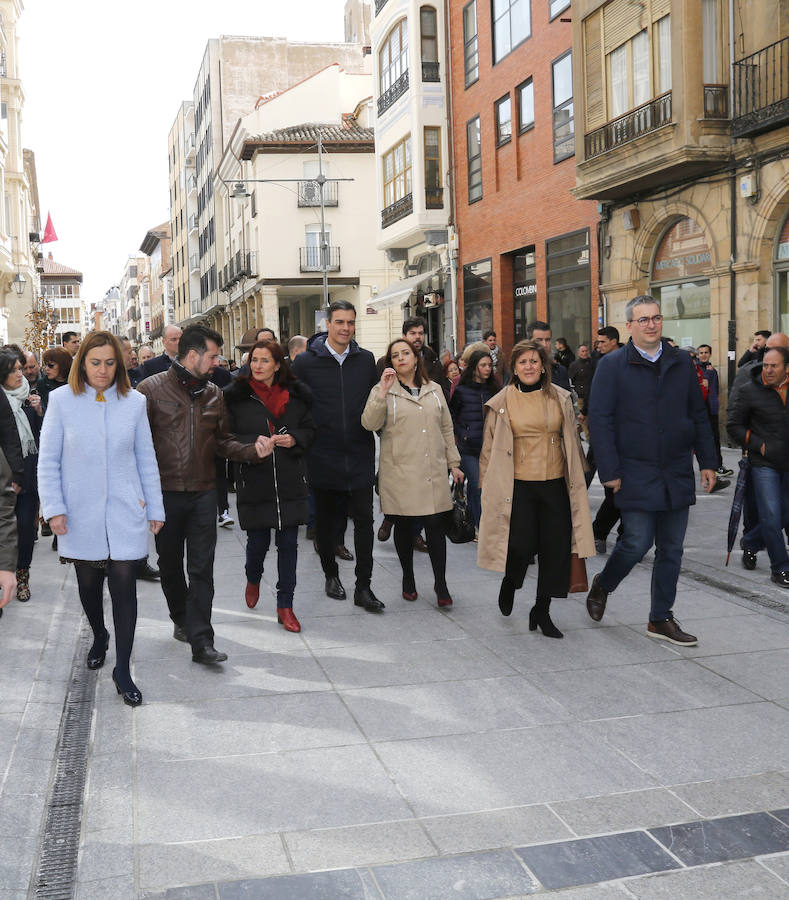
[[139, 325, 266, 664]]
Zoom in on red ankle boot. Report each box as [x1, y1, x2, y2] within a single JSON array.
[[245, 582, 260, 609], [277, 608, 301, 632]]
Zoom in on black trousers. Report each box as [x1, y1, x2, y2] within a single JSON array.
[[155, 490, 217, 650], [709, 412, 723, 470], [215, 457, 229, 514], [313, 486, 373, 589], [506, 478, 571, 598]]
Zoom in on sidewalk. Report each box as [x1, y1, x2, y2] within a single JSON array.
[[2, 455, 789, 898]]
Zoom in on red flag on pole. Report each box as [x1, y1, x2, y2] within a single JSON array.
[[41, 212, 57, 243]]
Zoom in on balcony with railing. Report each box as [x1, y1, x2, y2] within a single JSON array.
[[184, 133, 196, 162], [219, 250, 258, 292], [381, 193, 413, 228], [733, 36, 789, 137], [422, 61, 440, 82], [297, 180, 338, 207], [378, 70, 409, 116], [300, 246, 340, 272], [704, 84, 729, 119], [584, 92, 673, 160]]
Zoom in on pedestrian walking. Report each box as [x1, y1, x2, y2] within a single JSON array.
[[478, 340, 594, 637], [362, 338, 463, 607], [738, 330, 771, 368], [568, 343, 594, 440], [554, 338, 575, 369], [0, 347, 41, 602], [449, 349, 498, 530], [224, 340, 315, 632], [727, 345, 789, 587], [291, 301, 383, 612], [138, 325, 267, 664], [525, 322, 572, 390], [37, 331, 165, 706], [0, 446, 18, 615], [586, 296, 717, 646], [38, 346, 72, 410], [697, 343, 733, 477], [137, 325, 183, 380]]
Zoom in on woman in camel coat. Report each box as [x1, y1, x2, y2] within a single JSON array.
[[478, 339, 594, 637], [362, 338, 463, 607]]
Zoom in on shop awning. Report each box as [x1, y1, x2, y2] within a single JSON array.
[[366, 267, 441, 310]]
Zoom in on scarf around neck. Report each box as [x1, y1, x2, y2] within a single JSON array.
[[249, 378, 290, 421], [2, 378, 37, 457], [172, 359, 210, 398]]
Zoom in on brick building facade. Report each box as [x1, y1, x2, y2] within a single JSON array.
[[448, 0, 600, 354]]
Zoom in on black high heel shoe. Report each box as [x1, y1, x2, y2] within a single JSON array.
[[87, 631, 110, 670], [112, 669, 142, 707], [529, 601, 564, 639], [498, 577, 515, 616]]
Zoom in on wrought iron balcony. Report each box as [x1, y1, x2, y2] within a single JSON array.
[[300, 246, 340, 272], [425, 187, 444, 209], [422, 61, 440, 82], [584, 92, 672, 160], [733, 36, 789, 137], [220, 250, 258, 291], [378, 70, 409, 116], [381, 193, 413, 228], [375, 0, 389, 14], [297, 180, 338, 207], [704, 84, 729, 119]]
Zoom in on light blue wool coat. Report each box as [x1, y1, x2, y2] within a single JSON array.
[[38, 383, 165, 561]]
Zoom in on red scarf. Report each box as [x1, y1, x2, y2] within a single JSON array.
[[249, 378, 290, 421]]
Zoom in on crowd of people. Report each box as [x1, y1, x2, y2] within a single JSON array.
[[0, 295, 786, 709]]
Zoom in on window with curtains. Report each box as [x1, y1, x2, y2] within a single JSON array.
[[382, 135, 412, 207], [467, 116, 482, 202], [702, 0, 719, 83], [656, 15, 671, 93], [463, 1, 479, 87], [492, 0, 531, 64], [379, 20, 408, 95], [420, 7, 438, 64], [609, 30, 650, 118]]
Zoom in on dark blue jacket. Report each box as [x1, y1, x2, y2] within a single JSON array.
[[588, 339, 716, 511], [291, 333, 378, 491], [138, 353, 173, 381], [449, 380, 497, 457]]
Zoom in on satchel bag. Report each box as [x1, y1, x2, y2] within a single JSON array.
[[446, 480, 476, 544], [569, 553, 588, 593]]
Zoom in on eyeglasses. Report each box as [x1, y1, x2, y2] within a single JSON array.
[[633, 315, 663, 326], [44, 361, 56, 368]]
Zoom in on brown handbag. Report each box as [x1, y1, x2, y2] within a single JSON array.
[[569, 553, 588, 593]]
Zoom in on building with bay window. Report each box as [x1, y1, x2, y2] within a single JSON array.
[[367, 0, 457, 353], [448, 0, 600, 354], [572, 0, 789, 400]]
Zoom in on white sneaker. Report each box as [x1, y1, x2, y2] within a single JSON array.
[[218, 510, 234, 528]]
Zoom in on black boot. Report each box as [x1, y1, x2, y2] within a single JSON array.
[[529, 596, 563, 638], [498, 576, 516, 616]]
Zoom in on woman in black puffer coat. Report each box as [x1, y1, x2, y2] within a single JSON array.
[[449, 349, 499, 529], [224, 340, 315, 633]]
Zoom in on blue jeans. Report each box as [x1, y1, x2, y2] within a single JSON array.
[[597, 506, 690, 622], [742, 466, 789, 574], [245, 525, 299, 607], [460, 453, 481, 528]]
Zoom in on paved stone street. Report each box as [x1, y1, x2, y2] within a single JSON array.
[[3, 447, 789, 898]]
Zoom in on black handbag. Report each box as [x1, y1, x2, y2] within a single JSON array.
[[446, 480, 476, 544]]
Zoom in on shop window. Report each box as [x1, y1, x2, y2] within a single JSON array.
[[546, 229, 590, 352], [650, 217, 711, 348], [513, 246, 537, 341], [463, 258, 493, 342]]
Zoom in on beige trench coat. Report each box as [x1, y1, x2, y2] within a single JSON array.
[[362, 380, 461, 517], [477, 384, 595, 572]]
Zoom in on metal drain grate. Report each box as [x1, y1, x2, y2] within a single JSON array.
[[31, 627, 97, 899]]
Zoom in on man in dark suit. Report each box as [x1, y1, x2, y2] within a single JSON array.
[[137, 325, 183, 380]]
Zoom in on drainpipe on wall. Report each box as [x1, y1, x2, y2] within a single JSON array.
[[443, 0, 458, 353], [727, 0, 737, 398]]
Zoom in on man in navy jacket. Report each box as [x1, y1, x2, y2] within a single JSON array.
[[137, 325, 183, 380], [586, 295, 717, 646], [291, 301, 382, 612]]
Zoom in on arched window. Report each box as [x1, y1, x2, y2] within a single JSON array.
[[420, 7, 439, 81], [650, 217, 712, 347], [379, 19, 409, 98], [774, 212, 789, 333]]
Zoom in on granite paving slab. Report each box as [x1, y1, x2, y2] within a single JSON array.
[[420, 805, 572, 854], [549, 789, 697, 837], [216, 868, 379, 899], [649, 811, 789, 865], [624, 858, 789, 898], [671, 774, 789, 818], [697, 649, 789, 700]]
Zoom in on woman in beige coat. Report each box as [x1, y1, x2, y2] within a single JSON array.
[[362, 338, 463, 607], [478, 339, 595, 637]]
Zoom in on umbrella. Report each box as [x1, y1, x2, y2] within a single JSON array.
[[725, 455, 751, 566]]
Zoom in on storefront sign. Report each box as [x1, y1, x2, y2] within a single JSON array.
[[652, 217, 712, 280]]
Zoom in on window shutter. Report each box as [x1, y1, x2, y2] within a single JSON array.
[[604, 0, 647, 54], [651, 0, 671, 21], [584, 10, 605, 129]]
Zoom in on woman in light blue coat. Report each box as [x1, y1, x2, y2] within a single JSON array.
[[38, 331, 164, 707]]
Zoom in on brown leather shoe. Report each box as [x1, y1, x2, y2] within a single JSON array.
[[377, 518, 393, 541], [586, 575, 608, 622], [647, 617, 697, 646], [335, 545, 354, 561], [413, 535, 428, 553]]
